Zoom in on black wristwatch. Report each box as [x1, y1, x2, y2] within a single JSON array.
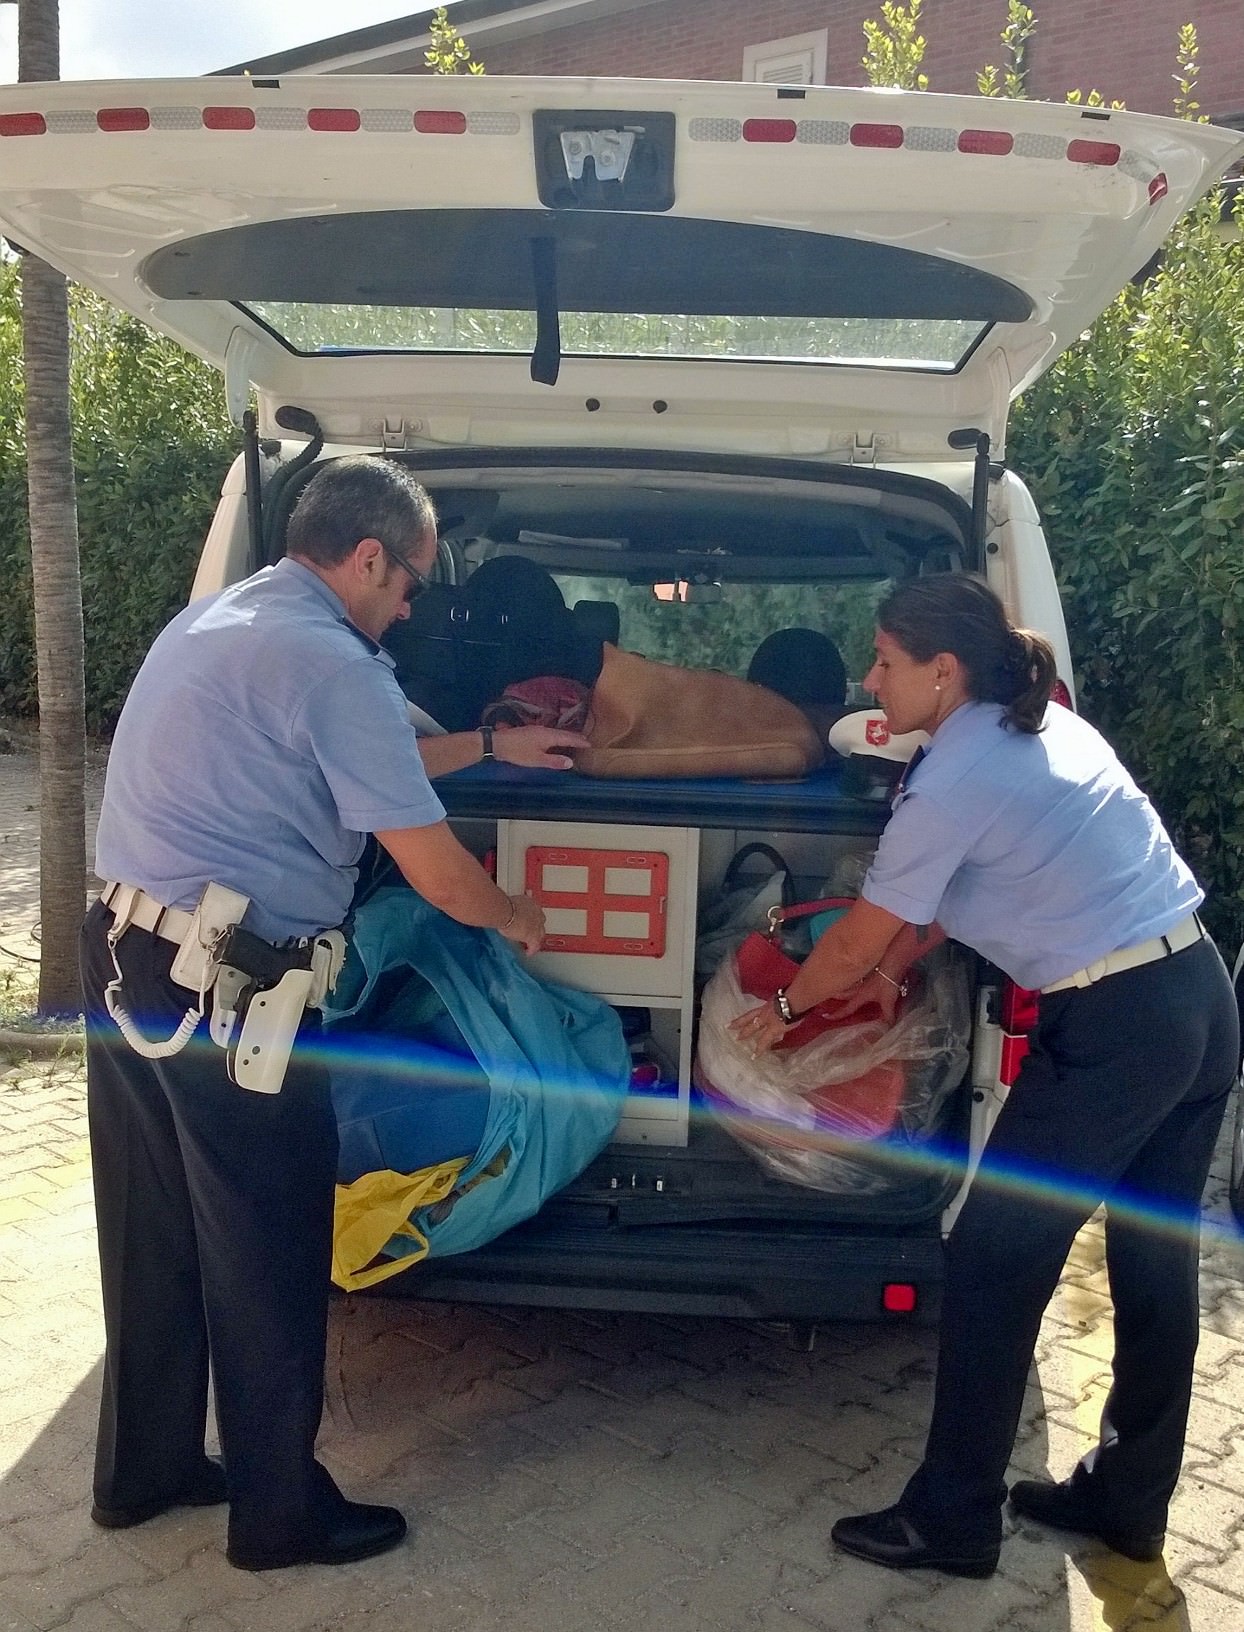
[[773, 988, 800, 1025], [479, 726, 495, 761]]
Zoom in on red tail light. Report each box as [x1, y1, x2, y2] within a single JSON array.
[[1000, 1033, 1030, 1085], [1051, 678, 1074, 710], [999, 980, 1040, 1085], [1000, 982, 1040, 1032], [883, 1283, 918, 1314]]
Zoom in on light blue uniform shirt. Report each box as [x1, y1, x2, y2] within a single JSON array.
[[861, 701, 1203, 989], [96, 559, 445, 943]]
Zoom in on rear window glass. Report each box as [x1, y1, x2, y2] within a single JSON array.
[[145, 210, 1026, 375], [243, 303, 983, 370], [552, 573, 889, 691]]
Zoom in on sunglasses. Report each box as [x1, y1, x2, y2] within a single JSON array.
[[380, 543, 433, 604]]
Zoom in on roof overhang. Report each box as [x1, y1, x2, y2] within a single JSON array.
[[214, 0, 670, 78]]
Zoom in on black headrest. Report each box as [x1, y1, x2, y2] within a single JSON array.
[[572, 598, 621, 648], [462, 554, 568, 621], [747, 627, 848, 708]]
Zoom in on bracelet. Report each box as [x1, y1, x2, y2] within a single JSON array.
[[479, 726, 495, 761], [773, 987, 800, 1025], [499, 895, 517, 932], [874, 968, 908, 997]]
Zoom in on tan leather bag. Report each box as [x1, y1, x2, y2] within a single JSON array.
[[575, 645, 825, 779]]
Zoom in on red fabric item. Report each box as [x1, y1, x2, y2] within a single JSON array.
[[735, 931, 886, 1049], [804, 1061, 907, 1138], [734, 897, 888, 1050], [697, 1060, 906, 1142], [480, 676, 594, 735]]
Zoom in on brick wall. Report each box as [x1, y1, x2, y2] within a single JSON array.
[[447, 0, 1243, 122]]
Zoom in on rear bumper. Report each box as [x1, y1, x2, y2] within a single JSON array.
[[373, 1216, 946, 1324]]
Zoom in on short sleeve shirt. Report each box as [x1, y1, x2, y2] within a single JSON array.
[[860, 701, 1203, 989], [95, 559, 445, 942]]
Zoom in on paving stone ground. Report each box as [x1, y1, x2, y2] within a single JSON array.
[[1, 736, 1242, 1631]]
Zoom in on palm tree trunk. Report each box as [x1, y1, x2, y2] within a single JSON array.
[[18, 0, 88, 1016]]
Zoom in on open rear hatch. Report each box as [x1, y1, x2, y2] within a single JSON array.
[[0, 77, 1239, 460]]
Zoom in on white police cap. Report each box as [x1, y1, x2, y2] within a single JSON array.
[[827, 709, 929, 765]]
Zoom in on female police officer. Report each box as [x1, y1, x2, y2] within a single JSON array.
[[732, 575, 1237, 1578]]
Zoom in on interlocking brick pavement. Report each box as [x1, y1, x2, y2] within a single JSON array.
[[1, 737, 1242, 1630]]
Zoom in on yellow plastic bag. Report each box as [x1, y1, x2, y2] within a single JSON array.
[[331, 1159, 467, 1292]]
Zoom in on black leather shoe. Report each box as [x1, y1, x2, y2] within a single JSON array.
[[91, 1456, 228, 1529], [1008, 1478, 1163, 1563], [227, 1501, 408, 1572], [831, 1506, 999, 1578]]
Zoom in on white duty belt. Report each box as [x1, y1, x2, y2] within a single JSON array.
[[1040, 912, 1205, 996], [99, 881, 346, 1093], [101, 882, 195, 945]]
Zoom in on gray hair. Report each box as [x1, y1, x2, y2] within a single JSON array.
[[285, 456, 437, 568]]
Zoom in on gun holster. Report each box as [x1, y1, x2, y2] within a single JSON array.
[[221, 929, 347, 1095]]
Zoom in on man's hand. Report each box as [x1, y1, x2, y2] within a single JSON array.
[[500, 893, 545, 955], [493, 725, 589, 770]]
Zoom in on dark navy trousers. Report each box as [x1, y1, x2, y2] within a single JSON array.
[[902, 935, 1238, 1547], [80, 899, 343, 1555]]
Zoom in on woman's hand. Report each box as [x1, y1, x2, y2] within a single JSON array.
[[499, 893, 545, 955], [728, 1000, 789, 1056]]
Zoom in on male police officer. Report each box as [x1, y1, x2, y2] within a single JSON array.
[[80, 456, 584, 1571]]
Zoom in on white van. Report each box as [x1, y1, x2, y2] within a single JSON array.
[[3, 75, 1240, 1313]]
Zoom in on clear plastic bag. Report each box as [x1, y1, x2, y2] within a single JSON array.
[[693, 945, 971, 1194]]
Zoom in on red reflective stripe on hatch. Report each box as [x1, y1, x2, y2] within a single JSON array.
[[1067, 139, 1121, 166], [742, 118, 797, 143], [414, 110, 467, 134], [203, 107, 257, 131], [97, 108, 150, 132], [851, 123, 905, 148], [0, 112, 45, 136], [307, 108, 361, 132], [958, 129, 1014, 155]]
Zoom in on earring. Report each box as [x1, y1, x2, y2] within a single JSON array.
[[934, 683, 941, 693]]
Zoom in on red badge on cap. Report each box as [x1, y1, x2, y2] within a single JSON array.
[[865, 719, 891, 747]]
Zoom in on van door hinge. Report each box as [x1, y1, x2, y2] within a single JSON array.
[[377, 417, 426, 450], [223, 328, 264, 428]]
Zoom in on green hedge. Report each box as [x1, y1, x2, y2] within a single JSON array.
[[1010, 191, 1244, 947], [0, 260, 237, 729]]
